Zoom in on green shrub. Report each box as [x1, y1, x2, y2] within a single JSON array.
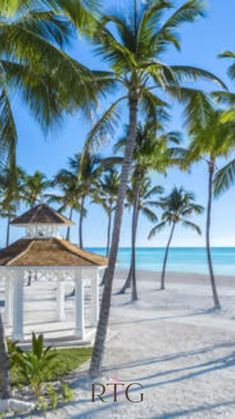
[[13, 333, 58, 399], [47, 384, 59, 409], [61, 383, 74, 402]]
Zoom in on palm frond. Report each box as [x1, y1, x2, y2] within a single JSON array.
[[156, 0, 205, 51], [214, 159, 235, 196], [182, 220, 201, 235], [144, 185, 164, 199], [54, 0, 100, 32], [219, 50, 235, 80], [83, 96, 126, 152], [212, 91, 235, 106], [148, 221, 167, 239], [0, 86, 17, 171], [142, 207, 158, 223], [170, 65, 227, 89]]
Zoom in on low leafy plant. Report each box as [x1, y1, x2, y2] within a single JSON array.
[[13, 333, 58, 399], [47, 384, 58, 409], [6, 338, 22, 368], [61, 383, 74, 402], [37, 396, 49, 412]]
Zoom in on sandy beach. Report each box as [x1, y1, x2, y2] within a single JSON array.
[[19, 269, 234, 419]]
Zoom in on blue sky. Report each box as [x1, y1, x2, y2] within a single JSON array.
[[5, 0, 235, 248]]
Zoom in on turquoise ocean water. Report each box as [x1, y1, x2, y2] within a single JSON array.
[[88, 247, 235, 276]]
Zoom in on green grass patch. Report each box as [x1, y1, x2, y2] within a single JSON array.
[[11, 347, 92, 386]]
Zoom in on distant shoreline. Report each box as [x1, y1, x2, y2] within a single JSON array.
[[89, 246, 235, 249], [90, 247, 235, 276], [115, 269, 235, 287]]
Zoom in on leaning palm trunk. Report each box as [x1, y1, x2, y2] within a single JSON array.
[[119, 205, 138, 296], [131, 208, 139, 301], [206, 160, 220, 308], [106, 211, 112, 257], [100, 212, 112, 287], [118, 263, 132, 294], [118, 178, 141, 295], [6, 216, 11, 247], [161, 223, 176, 290], [0, 313, 10, 400], [89, 93, 138, 378], [79, 196, 85, 249], [131, 178, 142, 301], [66, 207, 73, 241]]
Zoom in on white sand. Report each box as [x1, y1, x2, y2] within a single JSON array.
[[3, 270, 235, 418]]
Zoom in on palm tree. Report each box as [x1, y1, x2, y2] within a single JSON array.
[[0, 1, 103, 402], [51, 152, 116, 246], [213, 52, 235, 195], [87, 0, 225, 378], [126, 176, 163, 301], [69, 152, 105, 248], [182, 90, 235, 308], [0, 1, 104, 402], [117, 122, 183, 295], [93, 169, 120, 257], [0, 0, 98, 176], [49, 169, 81, 241], [23, 171, 51, 208], [149, 187, 203, 290], [0, 167, 25, 246], [0, 167, 25, 401]]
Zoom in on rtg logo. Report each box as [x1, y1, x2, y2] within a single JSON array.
[[91, 382, 144, 403]]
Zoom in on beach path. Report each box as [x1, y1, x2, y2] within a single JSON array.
[[22, 272, 235, 418]]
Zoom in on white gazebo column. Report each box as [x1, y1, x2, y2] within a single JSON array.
[[91, 270, 100, 327], [12, 274, 24, 341], [56, 280, 65, 321], [5, 276, 13, 324], [74, 270, 85, 339]]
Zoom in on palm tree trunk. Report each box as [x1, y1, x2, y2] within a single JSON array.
[[89, 92, 138, 378], [100, 211, 113, 287], [206, 160, 220, 308], [79, 196, 85, 249], [130, 177, 142, 301], [66, 207, 73, 241], [119, 177, 141, 296], [106, 211, 112, 257], [6, 215, 11, 247], [118, 264, 133, 294], [0, 313, 10, 399], [161, 223, 176, 290], [131, 207, 140, 301]]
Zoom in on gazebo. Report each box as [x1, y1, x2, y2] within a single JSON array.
[[0, 204, 107, 343]]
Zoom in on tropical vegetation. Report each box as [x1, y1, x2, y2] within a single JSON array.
[[0, 0, 234, 407], [149, 187, 203, 290], [182, 90, 235, 307]]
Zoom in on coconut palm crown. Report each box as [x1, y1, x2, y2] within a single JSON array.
[[182, 89, 235, 307], [149, 186, 203, 290], [87, 0, 226, 378], [0, 0, 102, 175]]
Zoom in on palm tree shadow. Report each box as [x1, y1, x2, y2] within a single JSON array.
[[104, 341, 235, 372], [153, 400, 235, 418], [133, 350, 235, 382]]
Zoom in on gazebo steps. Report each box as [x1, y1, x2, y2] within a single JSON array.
[[4, 321, 96, 349]]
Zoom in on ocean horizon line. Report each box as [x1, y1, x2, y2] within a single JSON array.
[[87, 247, 235, 276], [88, 246, 235, 249]]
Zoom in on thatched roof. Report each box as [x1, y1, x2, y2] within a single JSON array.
[[11, 204, 72, 225], [0, 238, 108, 267]]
